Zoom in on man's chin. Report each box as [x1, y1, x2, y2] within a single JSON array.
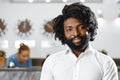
[[67, 42, 87, 51], [73, 42, 81, 46]]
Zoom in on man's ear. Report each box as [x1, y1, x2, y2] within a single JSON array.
[[89, 32, 95, 41]]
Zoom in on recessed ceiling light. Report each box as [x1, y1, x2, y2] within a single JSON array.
[[28, 0, 34, 3], [62, 0, 68, 3], [80, 0, 86, 3], [97, 9, 103, 18], [45, 0, 51, 3]]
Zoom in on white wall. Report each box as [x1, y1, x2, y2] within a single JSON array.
[[0, 1, 120, 58]]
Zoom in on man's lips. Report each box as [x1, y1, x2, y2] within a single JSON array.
[[72, 37, 81, 43]]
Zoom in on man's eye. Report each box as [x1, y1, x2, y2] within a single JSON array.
[[66, 28, 72, 32], [78, 25, 86, 29]]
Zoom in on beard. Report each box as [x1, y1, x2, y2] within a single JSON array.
[[65, 34, 90, 51]]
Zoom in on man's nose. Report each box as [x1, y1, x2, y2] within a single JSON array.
[[73, 28, 80, 36]]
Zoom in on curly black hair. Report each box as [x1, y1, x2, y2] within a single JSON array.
[[53, 2, 98, 45]]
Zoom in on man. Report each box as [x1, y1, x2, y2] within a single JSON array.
[[40, 2, 118, 80]]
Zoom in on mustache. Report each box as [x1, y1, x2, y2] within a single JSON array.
[[70, 35, 85, 41]]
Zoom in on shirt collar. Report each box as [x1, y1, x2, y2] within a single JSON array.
[[65, 44, 95, 57]]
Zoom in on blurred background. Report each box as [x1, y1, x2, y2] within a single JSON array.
[[0, 0, 120, 58], [0, 0, 120, 79]]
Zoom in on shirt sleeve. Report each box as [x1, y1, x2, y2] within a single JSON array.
[[4, 58, 14, 67], [102, 58, 119, 80], [40, 57, 54, 80]]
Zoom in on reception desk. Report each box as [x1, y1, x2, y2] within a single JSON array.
[[0, 66, 41, 80]]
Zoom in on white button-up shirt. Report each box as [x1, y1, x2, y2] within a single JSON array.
[[40, 45, 118, 80]]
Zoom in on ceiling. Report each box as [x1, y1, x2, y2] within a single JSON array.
[[0, 0, 120, 3], [1, 0, 103, 3]]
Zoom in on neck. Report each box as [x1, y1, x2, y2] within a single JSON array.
[[72, 45, 88, 57], [73, 50, 83, 57]]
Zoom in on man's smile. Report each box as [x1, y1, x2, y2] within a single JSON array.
[[72, 37, 81, 45]]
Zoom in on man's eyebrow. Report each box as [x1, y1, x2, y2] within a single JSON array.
[[65, 26, 72, 28], [78, 23, 83, 26], [64, 23, 83, 28], [77, 24, 84, 26]]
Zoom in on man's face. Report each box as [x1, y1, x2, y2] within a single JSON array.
[[63, 17, 90, 51]]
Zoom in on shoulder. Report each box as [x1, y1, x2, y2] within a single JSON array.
[[91, 48, 117, 72], [43, 50, 66, 67], [9, 53, 17, 57], [7, 53, 17, 61], [94, 49, 113, 63], [93, 49, 116, 68], [87, 45, 113, 63], [5, 53, 17, 67], [93, 50, 118, 78], [45, 50, 65, 62]]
